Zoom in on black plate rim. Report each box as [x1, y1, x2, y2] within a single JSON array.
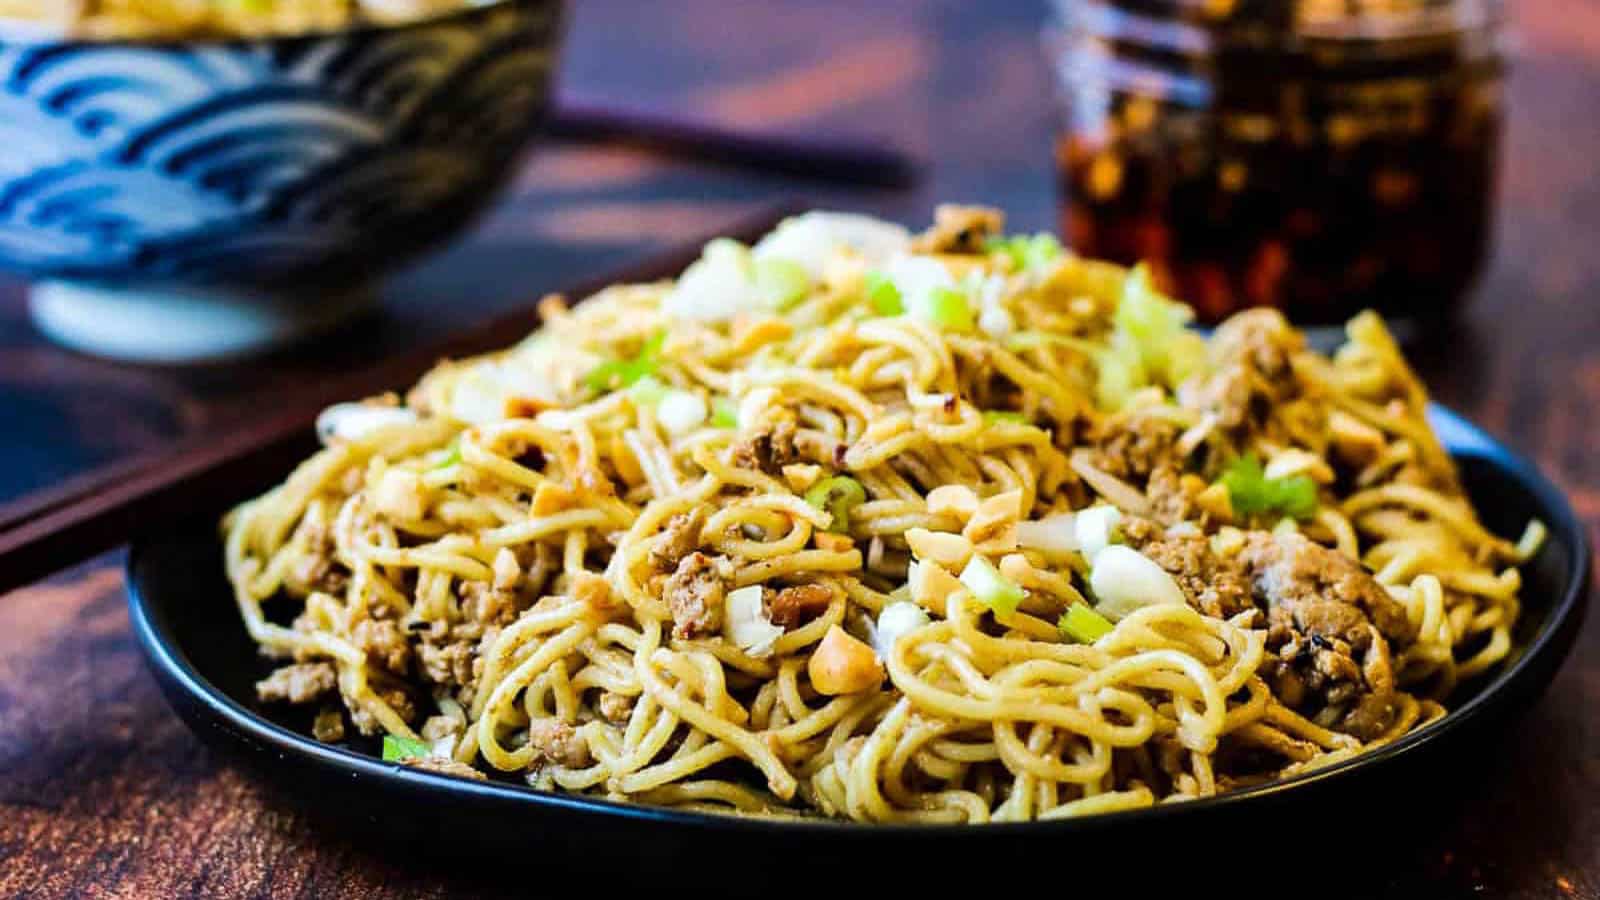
[[125, 404, 1592, 836]]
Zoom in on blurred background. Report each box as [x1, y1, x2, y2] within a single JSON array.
[[2, 2, 1599, 897], [3, 0, 1596, 515]]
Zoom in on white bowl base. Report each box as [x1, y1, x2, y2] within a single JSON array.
[[30, 280, 374, 364]]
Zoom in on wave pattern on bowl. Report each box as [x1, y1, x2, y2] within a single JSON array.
[[0, 0, 561, 284]]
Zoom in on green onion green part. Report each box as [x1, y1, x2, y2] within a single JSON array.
[[628, 375, 670, 408], [959, 556, 1025, 618], [583, 331, 667, 393], [1217, 454, 1319, 520], [754, 258, 811, 311], [711, 396, 739, 429], [1059, 603, 1114, 643], [865, 271, 904, 316], [918, 286, 975, 332], [986, 233, 1063, 272], [804, 476, 867, 533], [382, 734, 431, 762], [432, 439, 461, 469]]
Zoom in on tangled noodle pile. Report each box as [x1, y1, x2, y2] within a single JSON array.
[[225, 207, 1539, 822]]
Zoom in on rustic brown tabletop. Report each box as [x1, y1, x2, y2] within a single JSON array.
[[2, 1, 1597, 897]]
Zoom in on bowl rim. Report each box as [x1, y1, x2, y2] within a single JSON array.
[[125, 403, 1592, 837], [0, 0, 556, 47]]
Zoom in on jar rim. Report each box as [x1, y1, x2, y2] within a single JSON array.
[[1048, 0, 1504, 43]]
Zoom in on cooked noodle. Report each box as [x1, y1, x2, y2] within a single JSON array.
[[225, 207, 1539, 822]]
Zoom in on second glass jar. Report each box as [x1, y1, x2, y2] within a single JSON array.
[[1048, 0, 1506, 327]]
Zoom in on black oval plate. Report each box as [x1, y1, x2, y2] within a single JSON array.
[[127, 406, 1590, 892]]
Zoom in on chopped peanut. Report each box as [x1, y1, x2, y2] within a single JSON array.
[[814, 532, 856, 553], [905, 528, 974, 569], [1264, 448, 1336, 484], [783, 463, 824, 493], [1329, 410, 1386, 467], [807, 625, 885, 695], [1212, 526, 1247, 558], [570, 571, 616, 614], [492, 547, 520, 591], [730, 315, 794, 354], [610, 433, 646, 487], [374, 468, 427, 521], [963, 489, 1022, 553], [505, 397, 550, 419], [1196, 483, 1234, 520], [909, 559, 965, 612], [531, 482, 578, 516], [998, 552, 1034, 585], [927, 484, 980, 519]]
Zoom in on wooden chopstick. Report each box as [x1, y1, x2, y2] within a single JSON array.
[[0, 203, 799, 596], [548, 98, 922, 189]]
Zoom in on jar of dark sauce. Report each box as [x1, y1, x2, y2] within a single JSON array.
[[1048, 0, 1505, 328]]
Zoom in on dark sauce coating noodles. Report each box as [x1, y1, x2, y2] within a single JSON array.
[[224, 208, 1539, 822]]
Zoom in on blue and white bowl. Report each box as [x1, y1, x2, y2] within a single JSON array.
[[0, 1, 565, 361]]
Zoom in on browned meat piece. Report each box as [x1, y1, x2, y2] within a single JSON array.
[[1144, 466, 1205, 527], [528, 718, 592, 768], [312, 706, 345, 742], [350, 687, 416, 736], [598, 691, 636, 724], [1177, 309, 1315, 437], [1122, 518, 1253, 618], [910, 204, 1004, 254], [285, 514, 346, 595], [1085, 414, 1183, 481], [420, 715, 463, 742], [459, 579, 521, 629], [1241, 532, 1413, 646], [766, 583, 835, 629], [353, 618, 412, 673], [417, 639, 474, 690], [403, 756, 488, 781], [733, 413, 800, 475], [1239, 532, 1413, 741], [663, 552, 727, 640], [649, 508, 705, 571], [255, 662, 337, 704]]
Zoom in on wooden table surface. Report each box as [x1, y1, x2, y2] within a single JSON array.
[[2, 0, 1598, 897]]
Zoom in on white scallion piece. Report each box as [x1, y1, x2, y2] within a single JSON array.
[[1088, 545, 1186, 620], [315, 403, 419, 445], [727, 585, 783, 658], [873, 601, 931, 659]]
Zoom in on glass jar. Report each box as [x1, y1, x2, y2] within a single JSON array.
[[1047, 0, 1506, 328]]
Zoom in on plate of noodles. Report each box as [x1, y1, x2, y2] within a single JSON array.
[[127, 207, 1588, 886]]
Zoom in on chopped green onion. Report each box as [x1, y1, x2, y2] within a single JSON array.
[[986, 233, 1063, 272], [1059, 603, 1114, 643], [804, 476, 867, 533], [754, 258, 811, 311], [583, 331, 666, 393], [915, 286, 975, 332], [958, 555, 1026, 618], [628, 375, 669, 408], [983, 411, 1030, 426], [703, 238, 754, 276], [711, 396, 739, 429], [1005, 331, 1103, 356], [431, 438, 461, 469], [864, 271, 904, 315], [382, 734, 431, 762], [1218, 454, 1319, 520]]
